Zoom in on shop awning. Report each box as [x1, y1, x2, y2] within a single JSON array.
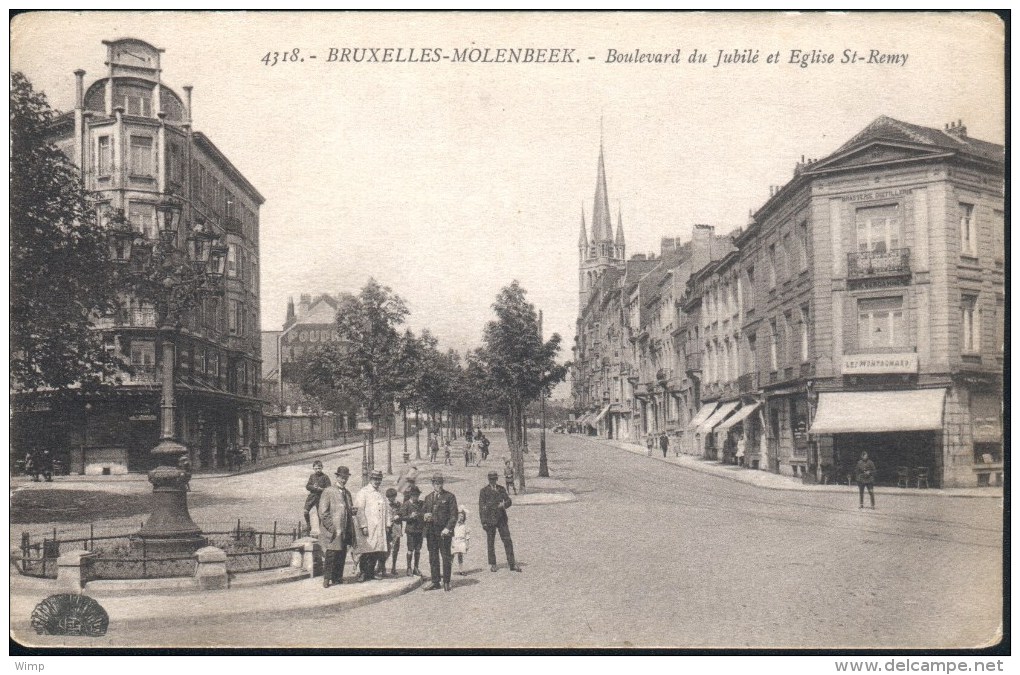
[[686, 403, 718, 431], [810, 389, 947, 434], [697, 401, 740, 433], [592, 405, 611, 424], [715, 402, 761, 432]]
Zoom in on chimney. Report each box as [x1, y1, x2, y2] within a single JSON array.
[[183, 85, 193, 124], [74, 70, 86, 109], [691, 224, 714, 273], [945, 119, 967, 138], [660, 237, 678, 256], [285, 296, 296, 327]]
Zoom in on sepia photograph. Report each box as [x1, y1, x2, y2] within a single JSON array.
[[9, 11, 1006, 654]]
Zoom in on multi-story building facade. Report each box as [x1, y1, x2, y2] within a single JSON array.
[[686, 116, 1004, 487], [576, 116, 1003, 488], [12, 38, 264, 474]]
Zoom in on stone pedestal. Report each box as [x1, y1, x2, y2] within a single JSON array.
[[194, 546, 228, 590], [133, 463, 205, 554], [56, 549, 96, 591], [290, 537, 320, 578]]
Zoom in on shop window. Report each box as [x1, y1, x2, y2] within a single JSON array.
[[857, 297, 906, 350], [973, 442, 1001, 464], [961, 295, 980, 353], [129, 136, 153, 177], [856, 204, 901, 253], [959, 203, 976, 256], [97, 136, 112, 176]]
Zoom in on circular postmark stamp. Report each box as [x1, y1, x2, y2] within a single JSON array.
[[30, 594, 109, 637]]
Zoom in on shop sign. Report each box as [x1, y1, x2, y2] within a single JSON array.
[[842, 353, 918, 375], [840, 188, 912, 203], [356, 422, 373, 431], [129, 414, 157, 421]]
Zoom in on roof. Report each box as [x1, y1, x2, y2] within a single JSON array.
[[591, 142, 614, 242], [832, 115, 1003, 164]]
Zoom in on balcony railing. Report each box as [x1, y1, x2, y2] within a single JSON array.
[[847, 248, 911, 279]]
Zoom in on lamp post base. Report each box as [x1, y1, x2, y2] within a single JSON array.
[[134, 445, 205, 555]]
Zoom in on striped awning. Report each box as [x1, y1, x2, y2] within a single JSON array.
[[697, 401, 740, 434], [715, 403, 761, 433], [685, 403, 718, 431]]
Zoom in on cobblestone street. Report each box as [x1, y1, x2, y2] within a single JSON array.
[[36, 430, 1000, 650]]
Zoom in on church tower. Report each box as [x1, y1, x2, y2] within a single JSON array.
[[578, 139, 624, 311]]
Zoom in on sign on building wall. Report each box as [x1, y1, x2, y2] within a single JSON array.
[[841, 353, 918, 374]]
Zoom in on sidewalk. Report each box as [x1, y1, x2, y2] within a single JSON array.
[[602, 437, 1003, 499], [10, 568, 424, 642]]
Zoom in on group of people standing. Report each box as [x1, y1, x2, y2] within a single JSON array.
[[304, 458, 522, 593]]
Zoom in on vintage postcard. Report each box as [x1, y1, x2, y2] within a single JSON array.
[[9, 11, 1005, 655]]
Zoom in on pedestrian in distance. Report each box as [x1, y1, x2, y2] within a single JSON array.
[[443, 439, 453, 466], [39, 450, 53, 482], [429, 433, 440, 463], [303, 460, 331, 535], [318, 465, 356, 588], [479, 470, 522, 573], [855, 451, 877, 509], [353, 469, 390, 581], [422, 472, 458, 592], [504, 459, 517, 495], [646, 435, 654, 457], [400, 485, 425, 576], [463, 438, 472, 467], [660, 433, 669, 458], [451, 507, 471, 575], [480, 434, 491, 461], [25, 451, 38, 482]]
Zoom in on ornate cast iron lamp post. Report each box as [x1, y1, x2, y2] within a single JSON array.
[[111, 199, 226, 553]]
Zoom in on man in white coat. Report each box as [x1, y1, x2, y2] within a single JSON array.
[[354, 469, 390, 581]]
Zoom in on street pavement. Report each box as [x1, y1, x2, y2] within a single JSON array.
[[11, 431, 1003, 649]]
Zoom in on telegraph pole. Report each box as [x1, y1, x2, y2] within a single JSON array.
[[539, 310, 549, 478]]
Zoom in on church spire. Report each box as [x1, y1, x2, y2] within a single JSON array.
[[591, 139, 613, 244], [578, 204, 589, 251], [615, 203, 626, 258]]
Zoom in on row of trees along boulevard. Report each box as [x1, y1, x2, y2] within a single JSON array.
[[297, 279, 566, 492]]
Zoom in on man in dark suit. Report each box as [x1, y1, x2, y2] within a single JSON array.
[[422, 473, 458, 591], [479, 470, 522, 573]]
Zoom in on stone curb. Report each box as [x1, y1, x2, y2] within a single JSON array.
[[599, 437, 1003, 499]]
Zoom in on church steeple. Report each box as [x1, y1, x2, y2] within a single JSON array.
[[592, 140, 614, 245], [615, 204, 626, 259], [578, 204, 589, 255]]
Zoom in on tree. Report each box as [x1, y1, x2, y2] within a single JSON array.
[[10, 71, 122, 391], [298, 278, 409, 479], [475, 281, 567, 492]]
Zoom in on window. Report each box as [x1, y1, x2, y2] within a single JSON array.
[[123, 91, 152, 117], [745, 266, 755, 308], [782, 312, 794, 364], [167, 142, 182, 184], [130, 340, 155, 367], [800, 304, 810, 362], [798, 220, 809, 271], [995, 296, 1004, 354], [746, 332, 757, 374], [129, 136, 153, 176], [961, 295, 980, 353], [856, 204, 900, 253], [97, 136, 112, 176], [196, 348, 206, 374], [195, 163, 206, 202], [857, 297, 906, 350], [768, 244, 777, 288], [769, 320, 778, 371], [228, 299, 240, 335], [225, 191, 235, 219], [959, 203, 976, 256], [128, 203, 157, 240], [209, 351, 220, 381], [227, 244, 239, 278], [779, 234, 790, 280]]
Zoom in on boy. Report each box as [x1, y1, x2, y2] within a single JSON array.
[[377, 487, 403, 577], [504, 459, 517, 495], [400, 485, 425, 576], [303, 460, 331, 534]]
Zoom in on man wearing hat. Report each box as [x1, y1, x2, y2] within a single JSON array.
[[303, 460, 331, 535], [317, 466, 355, 587], [353, 469, 390, 581], [479, 470, 522, 573], [422, 473, 458, 591]]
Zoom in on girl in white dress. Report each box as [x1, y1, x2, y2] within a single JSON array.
[[451, 507, 471, 575]]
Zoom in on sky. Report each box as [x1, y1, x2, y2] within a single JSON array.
[[11, 12, 1005, 377]]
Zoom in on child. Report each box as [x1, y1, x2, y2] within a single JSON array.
[[451, 507, 470, 576], [303, 460, 331, 534], [444, 439, 453, 465], [382, 487, 402, 576], [400, 485, 425, 576], [504, 459, 517, 495]]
